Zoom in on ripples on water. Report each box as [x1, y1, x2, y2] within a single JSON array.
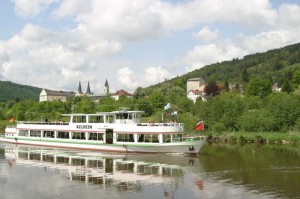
[[0, 143, 299, 199]]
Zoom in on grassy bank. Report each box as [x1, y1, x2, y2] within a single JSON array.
[[191, 131, 300, 145]]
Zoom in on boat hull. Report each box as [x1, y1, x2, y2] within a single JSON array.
[[0, 137, 205, 155]]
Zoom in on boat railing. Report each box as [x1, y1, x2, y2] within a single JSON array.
[[17, 121, 69, 125], [138, 123, 184, 127]]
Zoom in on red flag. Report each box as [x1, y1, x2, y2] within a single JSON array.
[[194, 121, 204, 131]]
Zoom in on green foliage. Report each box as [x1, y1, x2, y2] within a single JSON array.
[[148, 91, 166, 110], [246, 77, 272, 98], [0, 81, 41, 102], [267, 93, 300, 131]]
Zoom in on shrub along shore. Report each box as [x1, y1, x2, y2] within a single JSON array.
[[188, 131, 300, 145]]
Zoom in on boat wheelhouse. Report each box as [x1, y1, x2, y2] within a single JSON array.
[[1, 109, 206, 154]]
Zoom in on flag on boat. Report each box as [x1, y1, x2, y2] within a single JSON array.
[[194, 121, 204, 131], [164, 103, 171, 110], [171, 111, 177, 116], [9, 116, 14, 123]]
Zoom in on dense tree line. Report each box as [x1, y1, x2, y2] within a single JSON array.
[[1, 87, 299, 133]]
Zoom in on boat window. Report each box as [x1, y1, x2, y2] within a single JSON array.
[[117, 133, 134, 142], [89, 116, 103, 123], [72, 116, 86, 123], [56, 156, 69, 164], [71, 158, 85, 166], [163, 134, 172, 143], [44, 131, 55, 138], [172, 134, 183, 142], [138, 134, 144, 142], [57, 131, 69, 139], [19, 130, 29, 137], [72, 132, 86, 140], [42, 155, 54, 162], [88, 160, 104, 168], [29, 153, 41, 161], [30, 130, 41, 137], [116, 162, 134, 172], [138, 134, 159, 143], [18, 152, 29, 160], [89, 133, 103, 141]]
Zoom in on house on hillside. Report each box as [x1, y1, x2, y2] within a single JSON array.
[[39, 89, 75, 102], [186, 77, 206, 103], [111, 89, 133, 100], [186, 77, 206, 92], [187, 90, 207, 103]]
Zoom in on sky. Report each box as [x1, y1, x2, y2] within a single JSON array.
[[1, 0, 300, 94]]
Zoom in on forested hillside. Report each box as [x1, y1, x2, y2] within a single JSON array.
[[0, 81, 41, 102], [142, 42, 300, 94]]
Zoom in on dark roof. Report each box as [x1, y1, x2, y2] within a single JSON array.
[[44, 89, 75, 97], [187, 77, 204, 81]]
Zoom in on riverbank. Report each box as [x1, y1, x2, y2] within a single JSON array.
[[193, 131, 300, 145]]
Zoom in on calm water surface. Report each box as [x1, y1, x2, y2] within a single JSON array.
[[0, 142, 299, 199]]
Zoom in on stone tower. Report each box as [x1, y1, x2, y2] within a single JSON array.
[[104, 79, 109, 94]]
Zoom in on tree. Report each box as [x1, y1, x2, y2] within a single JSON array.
[[241, 68, 249, 83], [204, 82, 220, 96], [132, 87, 146, 99], [246, 78, 272, 98], [149, 91, 166, 109], [281, 80, 293, 93]]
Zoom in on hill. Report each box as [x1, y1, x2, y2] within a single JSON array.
[[142, 42, 300, 93], [1, 43, 300, 102], [0, 81, 41, 102]]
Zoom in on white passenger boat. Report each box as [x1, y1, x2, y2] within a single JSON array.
[[1, 109, 206, 154]]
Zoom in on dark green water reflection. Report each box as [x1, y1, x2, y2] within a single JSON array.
[[0, 142, 299, 199], [199, 143, 300, 199]]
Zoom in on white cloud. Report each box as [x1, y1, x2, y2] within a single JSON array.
[[185, 43, 246, 71], [193, 27, 219, 43], [52, 0, 89, 18], [117, 67, 139, 90], [141, 66, 169, 85], [3, 0, 300, 93], [12, 0, 56, 18]]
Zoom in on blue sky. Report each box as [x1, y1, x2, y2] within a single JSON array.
[[1, 0, 300, 93]]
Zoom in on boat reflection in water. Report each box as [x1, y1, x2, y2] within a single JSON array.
[[4, 144, 202, 194]]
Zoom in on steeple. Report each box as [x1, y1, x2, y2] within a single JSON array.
[[104, 79, 109, 94], [86, 81, 92, 94], [76, 81, 83, 95]]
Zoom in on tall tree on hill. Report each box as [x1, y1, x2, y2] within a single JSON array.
[[246, 78, 272, 98]]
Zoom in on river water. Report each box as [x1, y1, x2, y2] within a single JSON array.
[[0, 142, 299, 199]]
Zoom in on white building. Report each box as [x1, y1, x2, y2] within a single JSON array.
[[186, 78, 206, 103]]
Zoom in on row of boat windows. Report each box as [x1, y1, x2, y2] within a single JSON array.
[[18, 152, 182, 177], [18, 130, 183, 143], [71, 114, 139, 123]]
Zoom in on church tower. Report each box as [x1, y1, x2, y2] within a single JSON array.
[[104, 79, 109, 94], [76, 81, 83, 96], [86, 81, 92, 94]]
